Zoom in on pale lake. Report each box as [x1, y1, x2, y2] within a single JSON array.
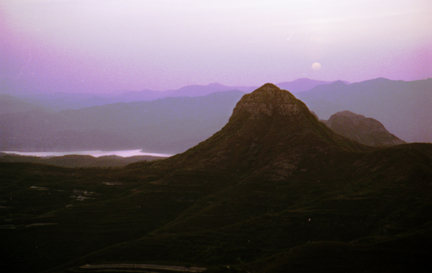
[[1, 149, 173, 158]]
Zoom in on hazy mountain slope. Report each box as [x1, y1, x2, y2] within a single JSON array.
[[13, 83, 251, 111], [0, 94, 44, 115], [23, 92, 118, 111], [60, 90, 245, 153], [9, 78, 331, 111], [115, 88, 173, 102], [0, 91, 244, 153], [164, 83, 254, 97], [296, 78, 432, 143], [323, 111, 405, 146], [0, 109, 133, 151], [1, 84, 432, 273], [276, 78, 335, 93]]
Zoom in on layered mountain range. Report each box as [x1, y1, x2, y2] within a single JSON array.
[[1, 84, 431, 273], [1, 78, 430, 154], [0, 78, 331, 110], [296, 78, 432, 143]]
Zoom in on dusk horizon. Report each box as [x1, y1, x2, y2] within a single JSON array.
[[1, 0, 431, 94]]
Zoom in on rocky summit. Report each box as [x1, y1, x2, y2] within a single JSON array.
[[230, 83, 304, 119]]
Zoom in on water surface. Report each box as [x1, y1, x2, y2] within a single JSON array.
[[1, 149, 173, 158]]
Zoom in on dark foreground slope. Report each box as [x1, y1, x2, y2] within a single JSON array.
[[1, 84, 432, 273]]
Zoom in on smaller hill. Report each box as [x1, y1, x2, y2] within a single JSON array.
[[323, 111, 405, 146]]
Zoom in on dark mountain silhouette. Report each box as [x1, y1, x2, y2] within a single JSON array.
[[323, 111, 405, 146], [276, 78, 337, 93], [1, 84, 432, 273], [296, 77, 432, 143]]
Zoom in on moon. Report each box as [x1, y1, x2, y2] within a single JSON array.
[[311, 62, 321, 71], [287, 31, 293, 41]]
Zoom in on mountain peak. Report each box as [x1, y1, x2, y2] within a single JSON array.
[[155, 84, 366, 177], [230, 83, 302, 120]]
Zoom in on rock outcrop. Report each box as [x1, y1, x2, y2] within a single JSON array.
[[230, 83, 303, 119]]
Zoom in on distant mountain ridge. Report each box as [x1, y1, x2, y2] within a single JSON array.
[[276, 78, 340, 93], [2, 78, 332, 111], [117, 83, 256, 104], [297, 77, 432, 143]]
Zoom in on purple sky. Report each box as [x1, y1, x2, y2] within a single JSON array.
[[1, 0, 431, 94]]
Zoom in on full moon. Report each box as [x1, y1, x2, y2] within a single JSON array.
[[311, 62, 321, 71]]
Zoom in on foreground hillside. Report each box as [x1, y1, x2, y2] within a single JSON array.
[[1, 84, 432, 273]]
